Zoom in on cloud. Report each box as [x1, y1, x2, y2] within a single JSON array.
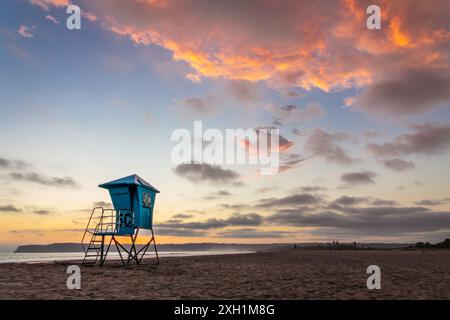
[[297, 186, 327, 193], [174, 163, 242, 186], [367, 122, 450, 158], [81, 11, 98, 22], [279, 153, 306, 173], [7, 172, 79, 188], [256, 193, 322, 208], [32, 209, 52, 215], [226, 80, 261, 104], [381, 158, 416, 172], [172, 213, 193, 219], [220, 203, 248, 211], [215, 228, 292, 238], [155, 227, 206, 237], [77, 0, 450, 97], [45, 15, 59, 24], [0, 205, 21, 213], [266, 206, 450, 235], [292, 129, 305, 137], [176, 96, 217, 116], [225, 213, 263, 226], [93, 201, 112, 208], [17, 25, 34, 38], [158, 212, 263, 230], [0, 157, 29, 170], [29, 0, 69, 11], [330, 196, 368, 207], [305, 129, 359, 165], [370, 199, 398, 206], [341, 171, 377, 186], [347, 69, 450, 116], [364, 130, 383, 139], [202, 190, 233, 200], [267, 102, 326, 123], [414, 199, 447, 206]]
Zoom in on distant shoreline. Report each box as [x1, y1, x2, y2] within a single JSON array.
[[13, 242, 413, 253]]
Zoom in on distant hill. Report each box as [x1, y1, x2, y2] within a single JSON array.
[[408, 238, 450, 250], [15, 243, 83, 253], [14, 242, 412, 253]]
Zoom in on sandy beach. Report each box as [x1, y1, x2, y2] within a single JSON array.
[[0, 249, 449, 300]]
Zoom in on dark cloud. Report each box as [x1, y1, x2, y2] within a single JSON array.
[[0, 157, 29, 170], [159, 218, 228, 230], [414, 199, 446, 206], [267, 102, 326, 123], [297, 186, 327, 193], [305, 129, 359, 165], [349, 69, 450, 116], [177, 96, 217, 115], [328, 196, 398, 209], [370, 199, 398, 206], [174, 162, 242, 186], [158, 212, 263, 231], [7, 172, 79, 188], [220, 203, 248, 211], [381, 158, 416, 172], [256, 193, 322, 208], [172, 213, 193, 219], [279, 153, 305, 173], [155, 227, 206, 237], [292, 129, 304, 137], [330, 196, 368, 207], [341, 171, 377, 186], [215, 228, 292, 238], [367, 122, 450, 158], [0, 205, 21, 212], [227, 80, 261, 104], [203, 190, 233, 200], [33, 209, 52, 215], [266, 206, 450, 235], [225, 213, 263, 226], [93, 201, 112, 208]]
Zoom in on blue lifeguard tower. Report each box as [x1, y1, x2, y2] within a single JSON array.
[[81, 174, 160, 267]]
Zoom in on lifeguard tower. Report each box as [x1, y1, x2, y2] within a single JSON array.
[[81, 174, 160, 267]]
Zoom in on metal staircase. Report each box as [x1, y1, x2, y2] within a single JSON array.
[[81, 207, 116, 265]]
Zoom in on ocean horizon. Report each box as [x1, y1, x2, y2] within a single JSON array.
[[0, 250, 253, 264]]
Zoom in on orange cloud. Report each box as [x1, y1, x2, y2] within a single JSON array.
[[32, 0, 450, 95]]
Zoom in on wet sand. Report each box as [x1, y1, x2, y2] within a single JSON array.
[[0, 249, 449, 299]]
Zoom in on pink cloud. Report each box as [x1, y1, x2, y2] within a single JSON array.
[[17, 25, 34, 38], [45, 15, 59, 24]]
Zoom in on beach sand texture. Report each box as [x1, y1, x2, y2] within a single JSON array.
[[1, 250, 449, 299]]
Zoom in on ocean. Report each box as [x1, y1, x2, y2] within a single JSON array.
[[0, 251, 252, 264]]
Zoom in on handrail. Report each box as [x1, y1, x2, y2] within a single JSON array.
[[81, 207, 103, 253], [81, 207, 136, 253]]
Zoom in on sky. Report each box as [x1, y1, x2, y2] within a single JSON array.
[[1, 0, 450, 247]]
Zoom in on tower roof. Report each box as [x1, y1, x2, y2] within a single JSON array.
[[98, 174, 160, 193]]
